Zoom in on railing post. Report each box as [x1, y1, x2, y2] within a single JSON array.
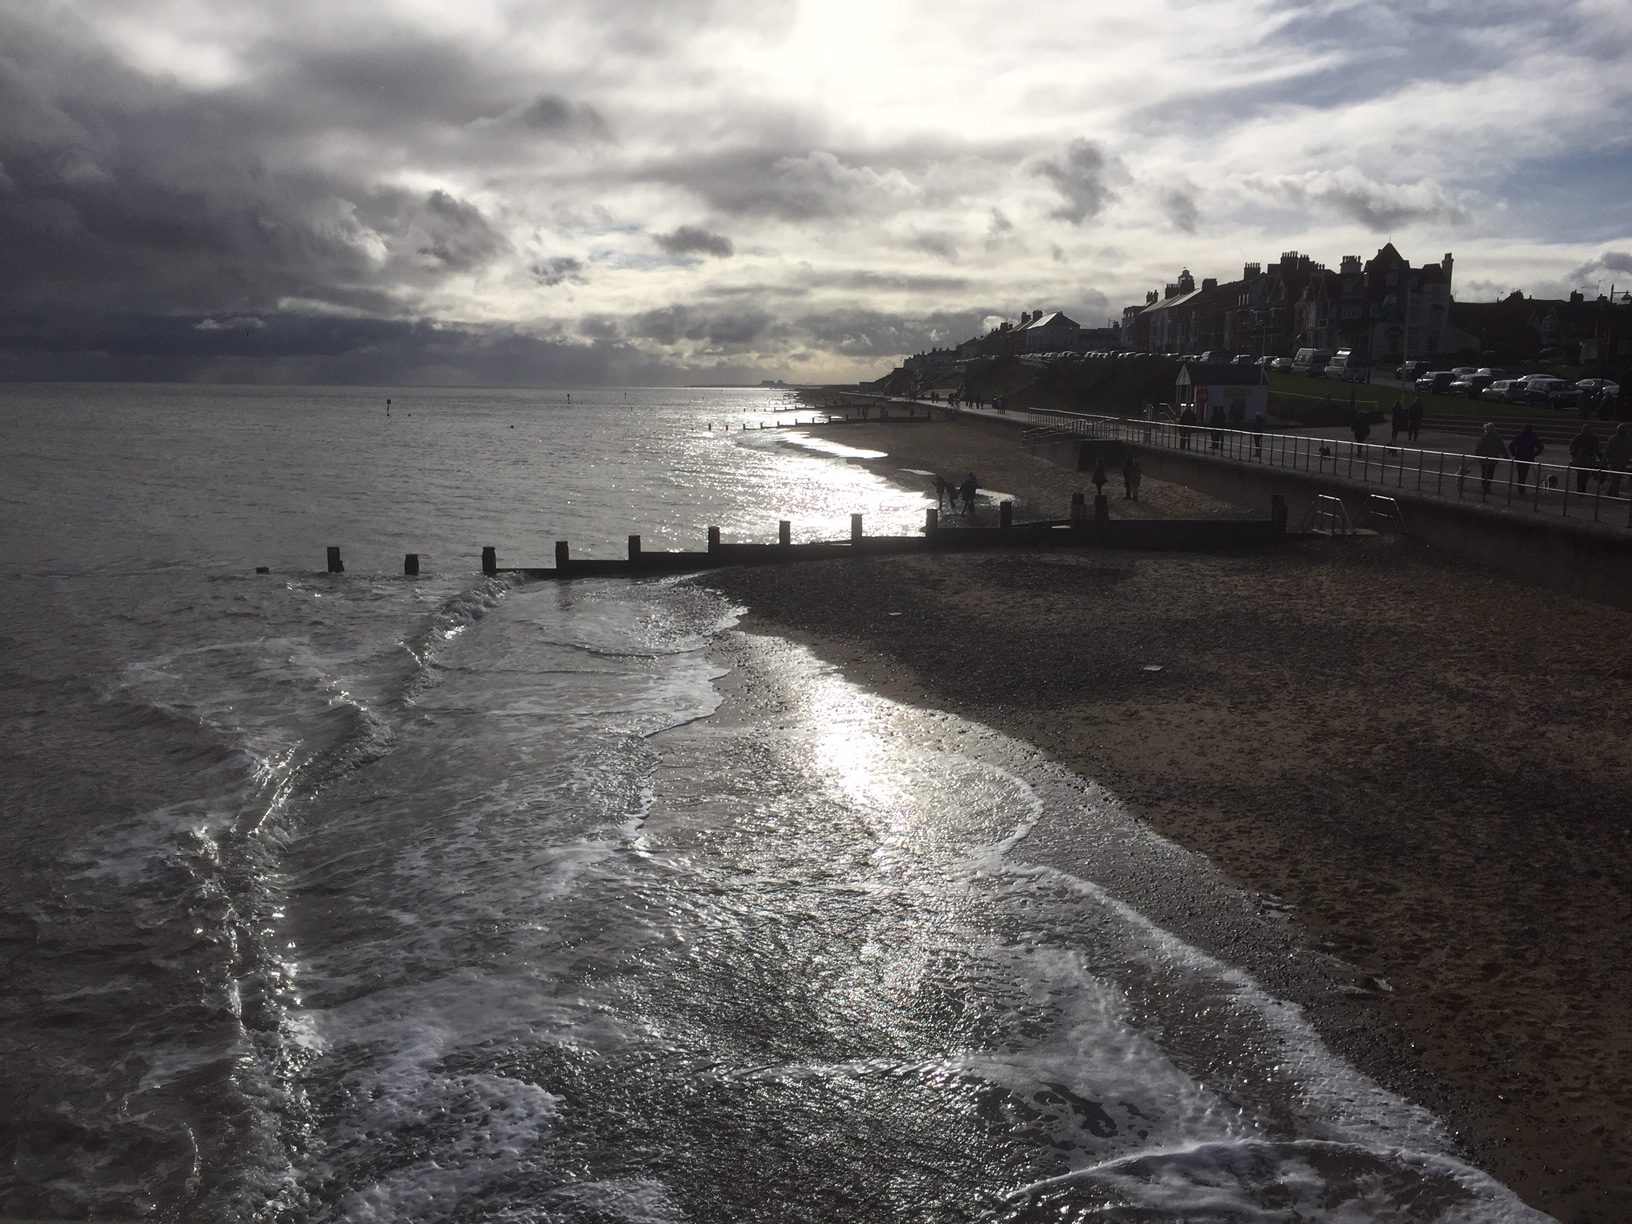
[[481, 546, 497, 576]]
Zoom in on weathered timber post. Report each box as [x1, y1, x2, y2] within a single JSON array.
[[778, 520, 791, 546], [1271, 495, 1288, 537], [1070, 492, 1087, 521], [404, 553, 420, 576], [707, 526, 721, 554], [555, 541, 569, 573], [999, 501, 1013, 534], [628, 534, 641, 561], [925, 508, 938, 544], [481, 546, 497, 576], [1094, 494, 1109, 523], [327, 546, 343, 573], [851, 513, 863, 544]]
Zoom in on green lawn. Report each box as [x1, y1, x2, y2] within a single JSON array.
[[1267, 372, 1540, 420]]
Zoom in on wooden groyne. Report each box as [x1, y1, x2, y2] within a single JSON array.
[[310, 497, 1288, 579]]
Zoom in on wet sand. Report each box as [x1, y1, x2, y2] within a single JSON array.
[[700, 417, 1632, 1221]]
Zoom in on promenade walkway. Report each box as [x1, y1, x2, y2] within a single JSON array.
[[844, 392, 1632, 533]]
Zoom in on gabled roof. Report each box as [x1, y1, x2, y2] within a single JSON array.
[[1176, 362, 1269, 386], [1142, 288, 1203, 315], [1021, 311, 1079, 330]]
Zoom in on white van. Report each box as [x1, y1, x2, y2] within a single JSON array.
[[1291, 347, 1333, 376], [1325, 349, 1369, 382]]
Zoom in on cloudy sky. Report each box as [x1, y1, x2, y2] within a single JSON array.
[[2, 0, 1629, 386]]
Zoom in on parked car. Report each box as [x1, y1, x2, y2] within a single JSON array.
[[1231, 354, 1257, 365], [1325, 349, 1369, 382], [1475, 367, 1507, 382], [1449, 373, 1495, 397], [1523, 376, 1574, 406], [1292, 347, 1334, 376], [1577, 378, 1621, 397], [1415, 371, 1456, 394], [1270, 356, 1294, 371], [1481, 379, 1529, 403], [1395, 360, 1429, 380]]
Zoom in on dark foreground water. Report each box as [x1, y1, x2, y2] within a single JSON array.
[[0, 384, 1547, 1221]]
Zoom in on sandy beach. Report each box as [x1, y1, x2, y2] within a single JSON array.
[[700, 416, 1632, 1222]]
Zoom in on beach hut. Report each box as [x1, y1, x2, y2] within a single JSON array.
[[1176, 362, 1270, 424]]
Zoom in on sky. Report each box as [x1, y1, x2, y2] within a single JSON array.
[[2, 0, 1630, 387]]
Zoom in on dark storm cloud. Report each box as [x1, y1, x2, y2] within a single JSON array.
[[469, 94, 613, 143], [531, 257, 587, 286], [414, 190, 508, 270], [1162, 186, 1200, 233], [905, 232, 958, 261], [627, 305, 773, 349], [0, 309, 678, 387], [653, 225, 735, 257], [1245, 170, 1471, 230], [1570, 250, 1632, 281], [795, 309, 994, 359], [1035, 140, 1120, 225]]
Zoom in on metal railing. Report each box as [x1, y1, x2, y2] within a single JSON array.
[[1021, 410, 1632, 530]]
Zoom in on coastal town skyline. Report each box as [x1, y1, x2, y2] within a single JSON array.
[[2, 0, 1629, 386]]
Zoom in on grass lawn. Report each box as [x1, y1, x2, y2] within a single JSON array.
[[1267, 372, 1541, 420]]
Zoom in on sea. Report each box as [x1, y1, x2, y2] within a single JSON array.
[[0, 383, 1549, 1223]]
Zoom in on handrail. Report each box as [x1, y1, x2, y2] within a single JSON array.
[[1016, 408, 1632, 530]]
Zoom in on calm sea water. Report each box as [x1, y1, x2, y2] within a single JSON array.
[[0, 384, 1546, 1222]]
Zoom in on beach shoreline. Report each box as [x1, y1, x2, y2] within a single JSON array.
[[699, 419, 1632, 1221]]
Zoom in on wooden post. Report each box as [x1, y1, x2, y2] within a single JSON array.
[[1271, 495, 1288, 537], [326, 546, 343, 573], [404, 553, 419, 576], [628, 534, 641, 560], [481, 546, 497, 576], [707, 526, 720, 554], [778, 520, 791, 546], [555, 541, 569, 572], [1094, 494, 1110, 523], [925, 507, 938, 542], [999, 500, 1013, 534], [1070, 492, 1087, 521], [851, 513, 863, 543]]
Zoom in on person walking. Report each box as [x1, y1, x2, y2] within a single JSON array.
[[1390, 399, 1406, 442], [933, 473, 948, 509], [1092, 458, 1108, 496], [1509, 424, 1544, 489], [1178, 403, 1197, 449], [1407, 397, 1425, 443], [1208, 401, 1227, 451], [1123, 455, 1142, 500], [1603, 422, 1632, 498], [1473, 422, 1509, 495], [1568, 425, 1602, 494], [958, 473, 978, 516], [1351, 407, 1371, 445]]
